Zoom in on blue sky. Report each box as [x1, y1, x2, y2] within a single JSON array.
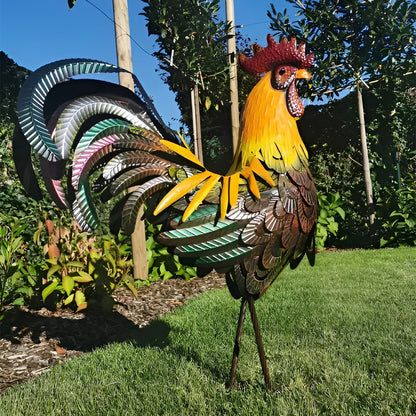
[[1, 0, 292, 130]]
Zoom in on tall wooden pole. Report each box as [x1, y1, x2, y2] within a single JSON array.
[[357, 82, 375, 226], [225, 0, 239, 154], [191, 84, 204, 163], [113, 0, 148, 280]]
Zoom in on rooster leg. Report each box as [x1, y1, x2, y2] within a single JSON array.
[[228, 297, 247, 389], [248, 296, 273, 391]]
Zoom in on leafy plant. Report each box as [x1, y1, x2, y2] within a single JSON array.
[[146, 222, 197, 282], [269, 0, 416, 237], [379, 174, 416, 247], [0, 214, 40, 316], [316, 192, 346, 250], [42, 220, 136, 312]]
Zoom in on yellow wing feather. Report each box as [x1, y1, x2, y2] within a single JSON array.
[[153, 139, 275, 220], [153, 170, 210, 216], [228, 172, 241, 208], [220, 176, 230, 219], [241, 169, 260, 199], [160, 140, 204, 168], [182, 173, 221, 221]]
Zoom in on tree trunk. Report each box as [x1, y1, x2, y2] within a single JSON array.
[[113, 0, 148, 280], [357, 82, 375, 225]]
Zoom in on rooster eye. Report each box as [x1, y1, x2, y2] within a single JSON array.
[[279, 68, 286, 75]]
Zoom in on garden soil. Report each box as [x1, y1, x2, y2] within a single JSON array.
[[0, 273, 225, 395]]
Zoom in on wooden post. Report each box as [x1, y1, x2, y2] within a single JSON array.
[[191, 84, 204, 163], [113, 0, 148, 280], [357, 82, 375, 225], [225, 0, 239, 155]]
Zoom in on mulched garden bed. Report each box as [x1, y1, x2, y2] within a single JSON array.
[[0, 272, 226, 395]]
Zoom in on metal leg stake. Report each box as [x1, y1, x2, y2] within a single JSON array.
[[248, 296, 273, 391], [228, 297, 247, 389]]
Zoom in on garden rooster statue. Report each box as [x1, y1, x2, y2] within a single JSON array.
[[14, 35, 317, 390]]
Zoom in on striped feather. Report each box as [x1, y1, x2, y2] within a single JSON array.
[[103, 152, 171, 181], [241, 212, 271, 245], [112, 132, 166, 153], [72, 136, 118, 190], [121, 176, 174, 234], [158, 218, 241, 247], [54, 96, 156, 159], [109, 165, 168, 197], [17, 59, 127, 162], [196, 246, 251, 267], [73, 181, 99, 230], [74, 118, 131, 159], [169, 205, 218, 228], [174, 229, 241, 257]]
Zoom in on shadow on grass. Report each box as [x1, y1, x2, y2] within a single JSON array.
[[0, 308, 170, 351]]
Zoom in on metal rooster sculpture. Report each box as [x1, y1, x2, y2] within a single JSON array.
[[14, 35, 317, 390]]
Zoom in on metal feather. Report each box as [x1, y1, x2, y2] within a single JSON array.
[[121, 176, 174, 234], [17, 59, 128, 162], [109, 166, 168, 197], [174, 229, 241, 257], [158, 218, 241, 247], [72, 135, 118, 190], [73, 182, 99, 230], [103, 152, 171, 181], [54, 96, 155, 159], [74, 118, 131, 159]]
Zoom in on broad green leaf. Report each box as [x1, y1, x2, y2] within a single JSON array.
[[12, 297, 24, 306], [62, 275, 74, 296], [88, 261, 95, 275], [319, 208, 328, 219], [42, 281, 59, 302], [335, 207, 346, 220], [47, 264, 62, 279], [89, 251, 101, 261], [163, 271, 173, 280], [73, 271, 93, 283], [205, 96, 211, 111], [158, 247, 169, 256], [64, 293, 75, 305], [11, 237, 23, 252], [67, 261, 85, 268], [74, 290, 86, 306]]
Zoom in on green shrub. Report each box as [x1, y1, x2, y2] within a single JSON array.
[[41, 220, 136, 312], [146, 221, 197, 282], [0, 214, 42, 316], [316, 192, 346, 251], [379, 173, 416, 247]]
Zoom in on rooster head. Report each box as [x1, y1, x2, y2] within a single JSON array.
[[238, 35, 314, 118]]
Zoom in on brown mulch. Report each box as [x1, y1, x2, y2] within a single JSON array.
[[0, 272, 226, 395]]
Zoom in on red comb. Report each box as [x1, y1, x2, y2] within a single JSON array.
[[238, 34, 314, 75]]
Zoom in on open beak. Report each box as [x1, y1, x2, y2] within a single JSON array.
[[296, 69, 311, 79]]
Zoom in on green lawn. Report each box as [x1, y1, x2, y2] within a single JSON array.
[[1, 248, 415, 415]]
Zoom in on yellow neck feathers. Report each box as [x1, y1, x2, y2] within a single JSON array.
[[231, 71, 308, 174]]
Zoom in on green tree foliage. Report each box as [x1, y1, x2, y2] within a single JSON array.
[[268, 0, 416, 99], [0, 53, 30, 181], [141, 0, 257, 172], [269, 0, 416, 246], [0, 52, 30, 123]]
